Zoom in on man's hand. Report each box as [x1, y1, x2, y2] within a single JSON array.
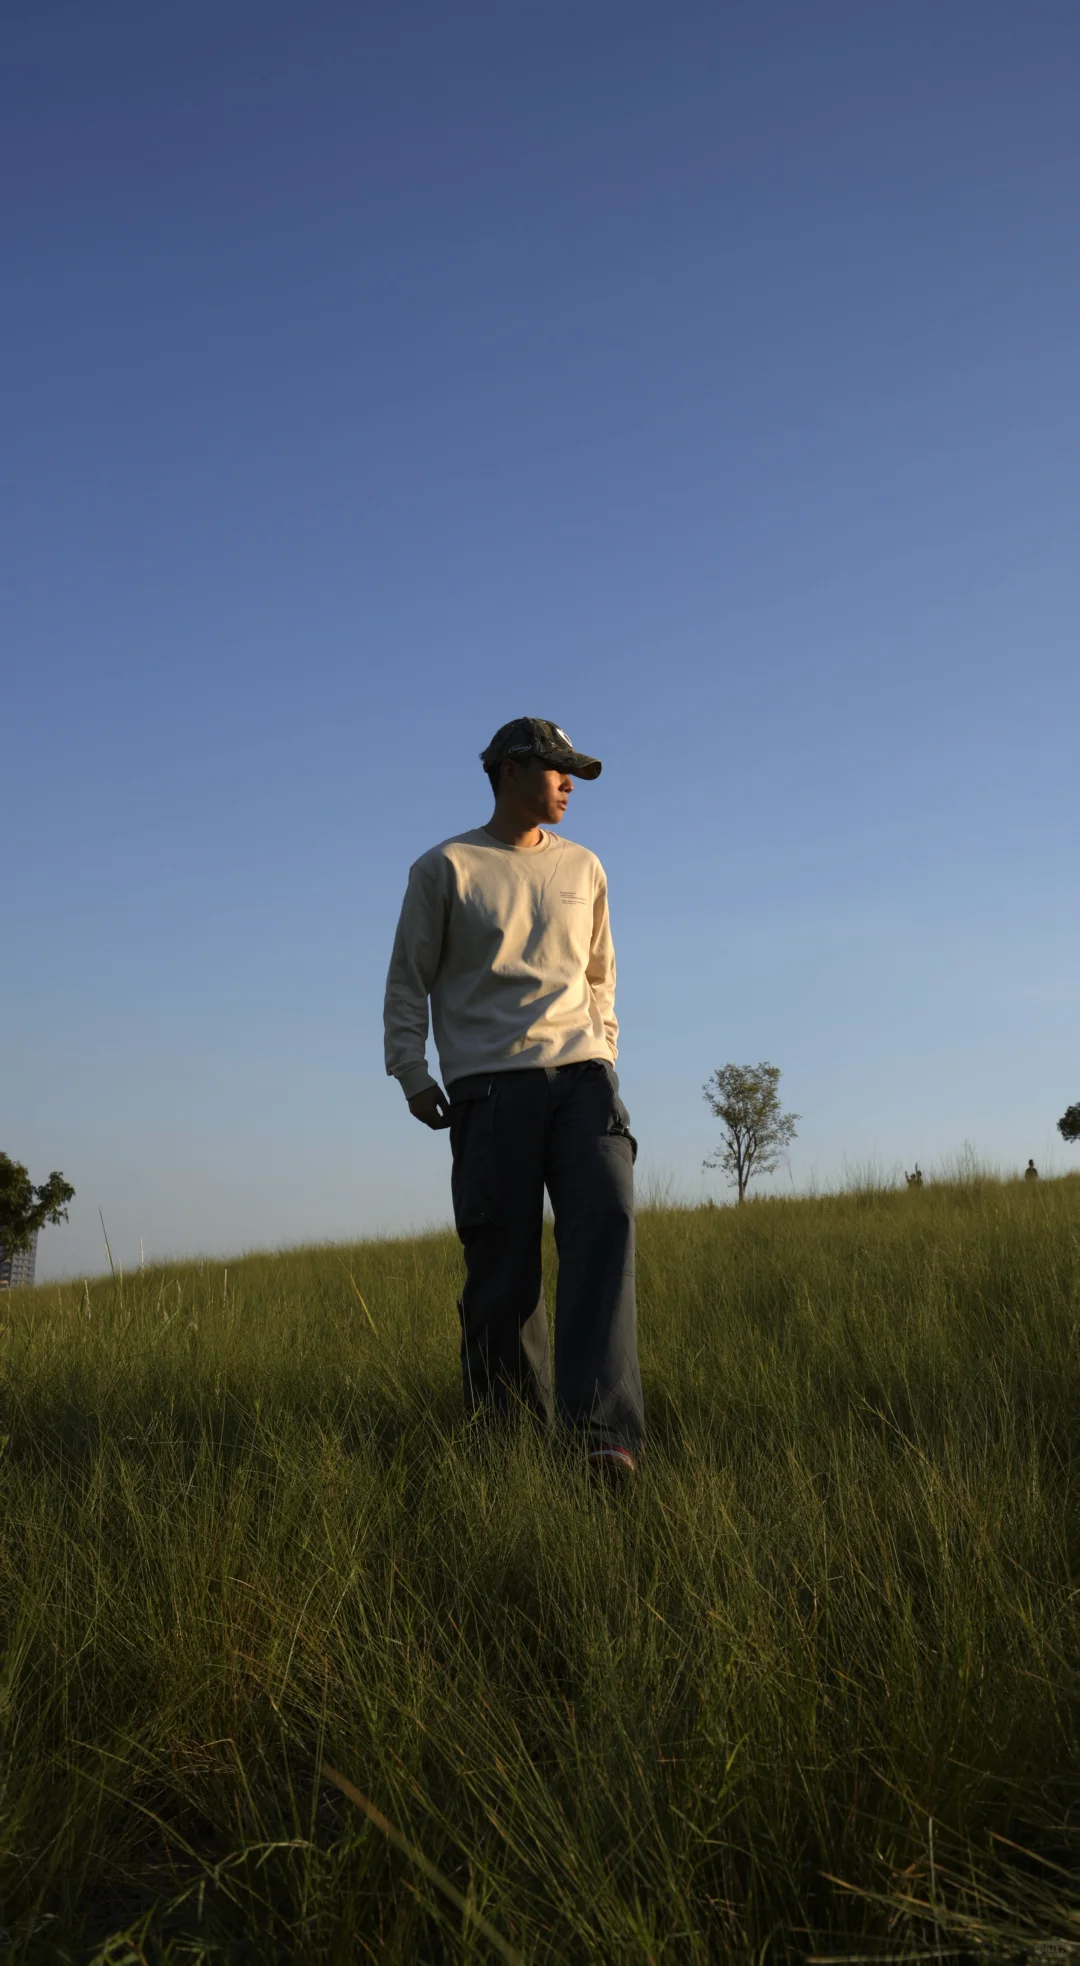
[[408, 1084, 451, 1130]]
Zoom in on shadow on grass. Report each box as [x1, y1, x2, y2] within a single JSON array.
[[0, 1370, 465, 1485]]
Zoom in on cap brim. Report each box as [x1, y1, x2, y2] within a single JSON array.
[[542, 750, 602, 780]]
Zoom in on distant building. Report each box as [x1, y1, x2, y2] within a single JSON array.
[[0, 1232, 38, 1288]]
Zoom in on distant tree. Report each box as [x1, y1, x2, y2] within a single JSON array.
[[702, 1063, 798, 1204], [0, 1153, 75, 1257], [1058, 1103, 1080, 1144]]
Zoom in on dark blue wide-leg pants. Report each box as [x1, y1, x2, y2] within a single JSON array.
[[447, 1061, 644, 1450]]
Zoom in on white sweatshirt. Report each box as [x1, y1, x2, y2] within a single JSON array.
[[384, 828, 617, 1099]]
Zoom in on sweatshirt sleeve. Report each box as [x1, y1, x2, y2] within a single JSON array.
[[585, 867, 619, 1060], [383, 856, 450, 1099]]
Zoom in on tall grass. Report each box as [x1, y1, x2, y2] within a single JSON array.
[[1, 1177, 1078, 1961]]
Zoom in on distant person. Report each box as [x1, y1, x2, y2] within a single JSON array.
[[383, 718, 644, 1480], [1025, 1159, 1039, 1181], [906, 1165, 924, 1188]]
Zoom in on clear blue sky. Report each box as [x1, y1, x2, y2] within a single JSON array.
[[5, 2, 1078, 1280]]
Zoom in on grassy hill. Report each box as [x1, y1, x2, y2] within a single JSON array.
[[1, 1176, 1078, 1960]]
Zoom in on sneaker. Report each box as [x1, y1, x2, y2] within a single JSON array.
[[586, 1442, 637, 1481]]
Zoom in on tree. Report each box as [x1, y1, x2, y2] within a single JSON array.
[[0, 1153, 75, 1257], [702, 1062, 798, 1204], [1058, 1103, 1080, 1144]]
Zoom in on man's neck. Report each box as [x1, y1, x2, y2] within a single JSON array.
[[483, 806, 545, 849]]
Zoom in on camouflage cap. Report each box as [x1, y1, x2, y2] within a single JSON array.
[[480, 717, 602, 781]]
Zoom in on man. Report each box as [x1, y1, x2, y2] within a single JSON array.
[[383, 717, 643, 1477]]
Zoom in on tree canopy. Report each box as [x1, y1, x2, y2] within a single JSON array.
[[0, 1154, 75, 1255], [702, 1063, 798, 1204], [1058, 1103, 1080, 1144]]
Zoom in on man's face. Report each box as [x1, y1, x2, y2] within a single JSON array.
[[507, 757, 573, 824]]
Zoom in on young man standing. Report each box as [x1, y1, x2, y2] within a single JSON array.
[[383, 717, 644, 1477]]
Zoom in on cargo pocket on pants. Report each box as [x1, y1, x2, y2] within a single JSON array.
[[600, 1063, 638, 1164], [449, 1076, 499, 1234]]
